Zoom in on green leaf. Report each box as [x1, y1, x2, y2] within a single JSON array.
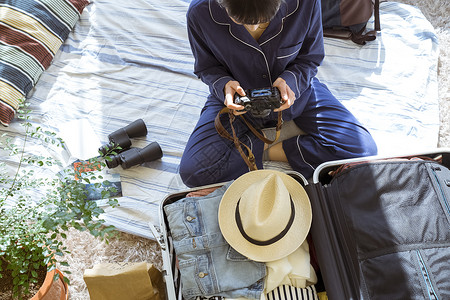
[[42, 218, 56, 230]]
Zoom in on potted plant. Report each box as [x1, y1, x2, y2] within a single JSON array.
[[0, 102, 119, 300]]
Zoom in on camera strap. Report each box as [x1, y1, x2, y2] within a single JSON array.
[[214, 107, 283, 170]]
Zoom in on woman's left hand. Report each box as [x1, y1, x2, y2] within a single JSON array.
[[273, 77, 296, 112]]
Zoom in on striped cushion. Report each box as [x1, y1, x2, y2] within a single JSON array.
[[0, 0, 90, 126]]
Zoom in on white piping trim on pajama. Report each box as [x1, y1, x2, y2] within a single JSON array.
[[284, 70, 300, 97], [296, 135, 315, 171], [212, 76, 230, 98], [276, 47, 301, 59], [226, 29, 273, 86], [260, 0, 299, 47], [208, 0, 302, 88]]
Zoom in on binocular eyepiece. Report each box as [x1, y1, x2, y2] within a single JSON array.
[[99, 119, 163, 169]]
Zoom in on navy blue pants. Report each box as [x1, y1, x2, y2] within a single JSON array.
[[180, 78, 377, 187]]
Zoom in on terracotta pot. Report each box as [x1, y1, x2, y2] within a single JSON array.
[[31, 269, 69, 300]]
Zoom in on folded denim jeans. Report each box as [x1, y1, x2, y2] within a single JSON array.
[[164, 183, 266, 300]]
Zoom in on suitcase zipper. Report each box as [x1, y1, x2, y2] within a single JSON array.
[[415, 250, 438, 300], [148, 222, 166, 250], [430, 166, 450, 216]]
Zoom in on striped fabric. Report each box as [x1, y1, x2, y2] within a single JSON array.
[[193, 284, 318, 300], [0, 0, 89, 126], [266, 285, 319, 300], [0, 0, 439, 240], [192, 285, 318, 299], [0, 1, 439, 297]]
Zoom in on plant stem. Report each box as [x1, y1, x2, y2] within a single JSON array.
[[3, 123, 29, 203]]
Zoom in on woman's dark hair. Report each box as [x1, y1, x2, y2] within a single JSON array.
[[217, 0, 282, 25]]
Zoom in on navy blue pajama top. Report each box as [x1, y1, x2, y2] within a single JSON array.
[[186, 0, 325, 114]]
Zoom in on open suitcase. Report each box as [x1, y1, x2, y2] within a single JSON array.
[[152, 149, 450, 300]]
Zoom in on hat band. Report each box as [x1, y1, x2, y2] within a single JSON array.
[[235, 197, 295, 246]]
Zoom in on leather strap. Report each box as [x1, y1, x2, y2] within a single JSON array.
[[351, 27, 376, 45], [214, 107, 283, 170], [374, 0, 381, 31], [351, 0, 381, 45], [239, 110, 283, 144]]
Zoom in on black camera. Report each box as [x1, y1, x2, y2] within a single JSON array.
[[234, 87, 282, 118], [99, 119, 148, 155], [99, 119, 163, 169], [105, 142, 163, 169]]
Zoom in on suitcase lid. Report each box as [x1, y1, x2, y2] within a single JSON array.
[[312, 148, 450, 185]]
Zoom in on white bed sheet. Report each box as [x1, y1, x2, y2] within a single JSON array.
[[4, 0, 438, 239], [317, 2, 439, 156]]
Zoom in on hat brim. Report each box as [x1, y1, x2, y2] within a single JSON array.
[[218, 170, 312, 262]]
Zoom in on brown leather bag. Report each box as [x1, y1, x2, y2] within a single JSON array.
[[321, 0, 381, 45]]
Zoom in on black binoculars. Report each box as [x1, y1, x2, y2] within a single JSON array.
[[99, 119, 163, 169]]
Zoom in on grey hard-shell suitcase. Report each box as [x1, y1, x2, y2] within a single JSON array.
[[306, 148, 450, 300], [152, 148, 450, 299]]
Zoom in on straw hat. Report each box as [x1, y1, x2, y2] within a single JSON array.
[[218, 170, 312, 262]]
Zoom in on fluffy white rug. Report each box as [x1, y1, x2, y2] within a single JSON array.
[[60, 1, 450, 299], [58, 228, 162, 299]]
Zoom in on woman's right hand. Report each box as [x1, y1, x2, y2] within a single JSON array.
[[224, 80, 246, 115]]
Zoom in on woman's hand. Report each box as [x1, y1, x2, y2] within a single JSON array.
[[224, 80, 246, 115], [273, 77, 296, 112]]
